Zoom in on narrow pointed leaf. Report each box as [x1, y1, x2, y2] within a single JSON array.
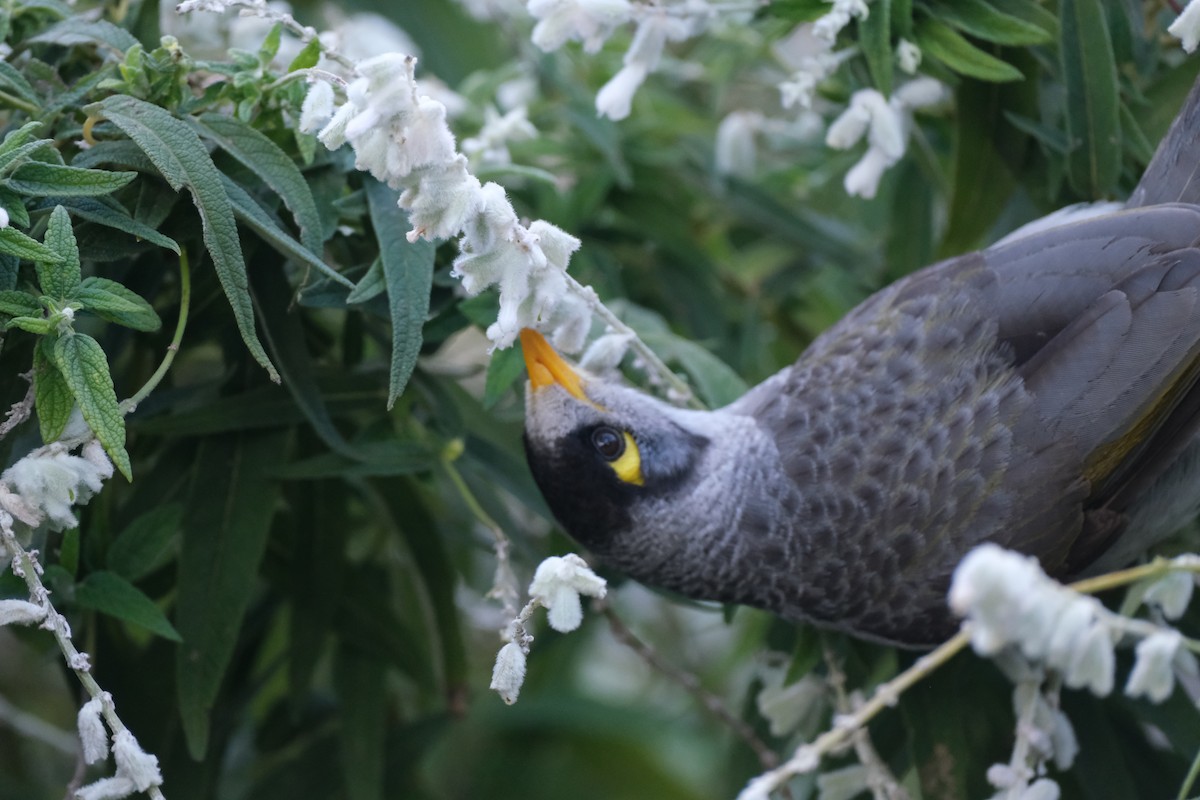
[[0, 62, 38, 105], [74, 276, 161, 331], [0, 289, 41, 317], [346, 257, 385, 304], [107, 503, 183, 581], [29, 18, 138, 52], [34, 338, 72, 443], [929, 0, 1053, 45], [75, 570, 181, 641], [91, 94, 277, 380], [335, 649, 387, 800], [1060, 0, 1120, 196], [0, 227, 62, 264], [365, 180, 434, 409], [51, 196, 179, 253], [7, 162, 136, 197], [52, 332, 131, 480], [192, 113, 324, 254], [176, 429, 288, 758], [40, 205, 80, 296], [916, 17, 1024, 82]]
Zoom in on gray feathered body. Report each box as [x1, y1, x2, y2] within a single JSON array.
[[524, 77, 1200, 647]]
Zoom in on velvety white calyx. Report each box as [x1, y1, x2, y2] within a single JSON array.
[[112, 730, 162, 791], [594, 8, 696, 120], [811, 0, 869, 44], [528, 553, 607, 632], [462, 105, 537, 165], [756, 673, 827, 737], [78, 695, 109, 764], [3, 442, 115, 531], [896, 39, 920, 73], [1141, 570, 1194, 619], [1171, 0, 1200, 53], [0, 598, 45, 626], [299, 80, 335, 133], [490, 641, 528, 704], [1125, 629, 1182, 702], [528, 0, 634, 54]]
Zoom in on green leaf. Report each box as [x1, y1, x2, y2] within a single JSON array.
[[0, 226, 63, 264], [365, 180, 435, 409], [192, 113, 324, 255], [107, 503, 182, 581], [928, 0, 1053, 45], [287, 37, 321, 72], [221, 174, 354, 288], [75, 570, 181, 641], [0, 121, 47, 163], [51, 196, 180, 253], [6, 314, 54, 334], [176, 429, 288, 758], [1060, 0, 1121, 196], [989, 0, 1059, 38], [275, 441, 433, 479], [29, 17, 137, 53], [483, 344, 526, 409], [0, 289, 40, 316], [915, 17, 1024, 82], [73, 276, 161, 331], [91, 94, 278, 380], [6, 162, 136, 197], [52, 332, 131, 480], [346, 257, 385, 304], [0, 61, 39, 106], [335, 649, 386, 800], [859, 0, 893, 96], [640, 331, 749, 408], [34, 337, 72, 443], [39, 205, 80, 297]]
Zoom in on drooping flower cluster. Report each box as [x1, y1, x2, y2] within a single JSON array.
[[313, 53, 592, 350], [489, 553, 607, 704], [824, 77, 947, 199], [1, 440, 113, 531], [949, 545, 1196, 704], [1171, 0, 1200, 53]]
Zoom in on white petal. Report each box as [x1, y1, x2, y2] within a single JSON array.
[[299, 81, 335, 134], [1142, 571, 1194, 620], [0, 599, 46, 626], [490, 641, 527, 704], [595, 64, 648, 120], [1169, 0, 1200, 53], [77, 696, 109, 765], [112, 730, 162, 791], [544, 585, 584, 632], [1125, 629, 1181, 703]]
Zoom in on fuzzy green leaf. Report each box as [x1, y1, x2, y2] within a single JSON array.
[[39, 205, 80, 297], [859, 0, 893, 96], [0, 61, 38, 105], [52, 332, 131, 480], [6, 162, 136, 197], [7, 315, 54, 334], [34, 337, 72, 443], [1060, 0, 1121, 196], [916, 17, 1024, 82], [365, 180, 434, 409], [75, 570, 180, 641], [0, 289, 40, 317], [929, 0, 1053, 45], [346, 257, 386, 304], [93, 95, 277, 380], [484, 343, 526, 409], [0, 226, 62, 264], [176, 429, 287, 758], [73, 276, 161, 331], [192, 113, 324, 254], [51, 196, 180, 253], [287, 37, 321, 71], [29, 18, 137, 53]]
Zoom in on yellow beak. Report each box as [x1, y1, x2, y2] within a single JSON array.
[[520, 328, 588, 402]]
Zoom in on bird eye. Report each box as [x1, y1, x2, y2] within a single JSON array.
[[591, 426, 625, 460]]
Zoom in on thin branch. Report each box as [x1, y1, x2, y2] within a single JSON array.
[[122, 249, 191, 413], [0, 371, 34, 439], [597, 599, 780, 772]]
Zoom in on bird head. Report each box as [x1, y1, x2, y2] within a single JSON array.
[[519, 328, 716, 574]]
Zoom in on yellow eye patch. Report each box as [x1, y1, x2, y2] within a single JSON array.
[[607, 431, 644, 486]]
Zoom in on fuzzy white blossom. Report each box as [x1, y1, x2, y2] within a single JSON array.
[[1170, 0, 1200, 53], [774, 25, 849, 111], [756, 673, 827, 738], [112, 730, 162, 791], [528, 0, 634, 53], [490, 640, 528, 704], [462, 105, 538, 165], [2, 441, 114, 531], [77, 695, 109, 765], [811, 0, 869, 44], [594, 8, 700, 120], [815, 764, 870, 800], [580, 331, 633, 373], [76, 776, 139, 800], [0, 598, 45, 626], [950, 544, 1117, 696], [528, 553, 607, 632], [1141, 570, 1194, 620], [896, 39, 921, 73], [826, 77, 947, 198], [715, 111, 762, 178], [299, 80, 335, 134], [0, 206, 9, 229], [1125, 629, 1182, 702]]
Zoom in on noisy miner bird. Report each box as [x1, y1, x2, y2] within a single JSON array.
[[521, 75, 1200, 648]]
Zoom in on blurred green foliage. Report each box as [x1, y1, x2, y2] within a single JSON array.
[[0, 1, 1199, 799]]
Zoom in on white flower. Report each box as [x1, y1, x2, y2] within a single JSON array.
[[112, 730, 161, 791], [815, 764, 870, 800], [300, 81, 335, 134], [1064, 622, 1115, 696], [715, 111, 762, 178], [76, 775, 138, 800], [528, 0, 634, 54], [1142, 571, 1194, 620], [400, 156, 483, 242], [3, 442, 114, 530], [756, 674, 827, 737], [1020, 778, 1062, 800], [77, 695, 109, 765], [0, 206, 9, 229], [595, 63, 648, 120], [462, 105, 538, 165], [1125, 629, 1182, 702], [528, 553, 607, 632], [528, 220, 581, 272], [1170, 0, 1200, 53], [490, 641, 527, 704], [811, 0, 868, 44], [896, 39, 921, 73], [543, 288, 592, 354], [842, 146, 891, 199], [580, 332, 633, 373], [0, 598, 45, 626]]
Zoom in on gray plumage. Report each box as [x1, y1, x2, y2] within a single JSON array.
[[522, 77, 1200, 647]]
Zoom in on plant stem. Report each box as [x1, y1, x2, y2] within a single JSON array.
[[0, 88, 38, 114], [1178, 743, 1200, 800], [122, 249, 191, 413]]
